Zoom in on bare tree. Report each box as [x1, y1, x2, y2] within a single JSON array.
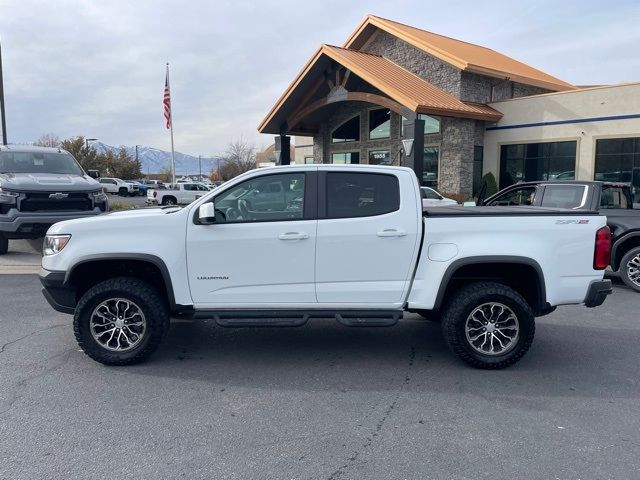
[[216, 138, 256, 181], [34, 133, 61, 148]]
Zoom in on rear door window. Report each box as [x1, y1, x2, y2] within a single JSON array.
[[540, 185, 587, 209], [326, 172, 399, 219], [600, 186, 630, 209]]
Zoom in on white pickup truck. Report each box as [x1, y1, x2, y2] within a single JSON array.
[[146, 182, 210, 206], [39, 165, 612, 369]]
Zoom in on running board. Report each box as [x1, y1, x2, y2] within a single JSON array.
[[191, 309, 403, 328]]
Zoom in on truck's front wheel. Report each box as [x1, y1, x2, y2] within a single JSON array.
[[441, 282, 535, 369], [74, 277, 169, 366]]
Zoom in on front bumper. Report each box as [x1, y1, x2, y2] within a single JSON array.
[[0, 208, 104, 235], [39, 268, 76, 314], [584, 279, 613, 308]]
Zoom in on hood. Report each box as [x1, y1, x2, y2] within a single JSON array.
[[47, 205, 186, 234], [0, 172, 101, 192]]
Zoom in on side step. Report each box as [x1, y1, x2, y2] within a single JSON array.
[[193, 309, 403, 328]]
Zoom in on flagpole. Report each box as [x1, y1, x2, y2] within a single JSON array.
[[166, 63, 176, 184]]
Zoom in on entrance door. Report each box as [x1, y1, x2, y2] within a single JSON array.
[[315, 169, 421, 306], [187, 171, 317, 307]]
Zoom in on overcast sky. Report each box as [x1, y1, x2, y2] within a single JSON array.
[[0, 0, 639, 156]]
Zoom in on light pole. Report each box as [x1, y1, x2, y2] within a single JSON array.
[[85, 138, 98, 150], [0, 39, 8, 145]]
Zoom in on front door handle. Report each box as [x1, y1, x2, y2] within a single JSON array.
[[377, 229, 407, 237], [278, 232, 310, 240]]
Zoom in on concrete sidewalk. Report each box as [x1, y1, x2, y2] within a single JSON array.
[[0, 239, 43, 274]]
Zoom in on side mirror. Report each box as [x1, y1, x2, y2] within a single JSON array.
[[87, 169, 99, 179], [198, 202, 216, 224]]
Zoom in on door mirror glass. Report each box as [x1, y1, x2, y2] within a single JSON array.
[[198, 202, 216, 224]]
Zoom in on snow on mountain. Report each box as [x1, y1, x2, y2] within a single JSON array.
[[93, 142, 223, 175]]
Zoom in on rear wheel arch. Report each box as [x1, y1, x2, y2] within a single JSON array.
[[612, 232, 640, 270], [66, 254, 177, 310], [433, 256, 547, 315]]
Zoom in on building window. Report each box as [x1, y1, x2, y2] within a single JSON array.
[[595, 138, 640, 202], [369, 109, 390, 139], [332, 116, 360, 143], [473, 146, 484, 195], [368, 150, 391, 165], [304, 156, 314, 164], [419, 114, 440, 134], [423, 146, 439, 187], [401, 115, 440, 136], [331, 152, 360, 164], [499, 141, 577, 189]]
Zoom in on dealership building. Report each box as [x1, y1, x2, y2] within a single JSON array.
[[258, 15, 640, 200]]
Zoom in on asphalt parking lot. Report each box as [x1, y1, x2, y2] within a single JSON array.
[[0, 269, 639, 479]]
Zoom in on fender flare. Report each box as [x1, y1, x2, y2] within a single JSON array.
[[433, 255, 547, 311], [611, 231, 640, 270], [65, 253, 177, 309]]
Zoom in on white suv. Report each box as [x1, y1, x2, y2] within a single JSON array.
[[99, 178, 136, 196]]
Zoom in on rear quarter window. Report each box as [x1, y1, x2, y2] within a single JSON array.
[[326, 172, 399, 219], [540, 185, 587, 208]]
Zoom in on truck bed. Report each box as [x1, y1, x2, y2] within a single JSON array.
[[423, 205, 600, 217]]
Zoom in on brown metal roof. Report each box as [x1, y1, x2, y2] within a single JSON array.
[[323, 46, 503, 120], [258, 45, 502, 134], [345, 15, 575, 92]]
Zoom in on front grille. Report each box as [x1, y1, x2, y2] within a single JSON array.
[[19, 192, 93, 212]]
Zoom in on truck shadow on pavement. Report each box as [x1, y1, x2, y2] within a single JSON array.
[[128, 314, 640, 401]]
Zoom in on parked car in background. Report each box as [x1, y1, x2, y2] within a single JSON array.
[[125, 180, 147, 196], [483, 180, 640, 292], [420, 187, 458, 208], [99, 177, 137, 196], [142, 179, 166, 189], [40, 165, 612, 368], [0, 145, 108, 254], [146, 182, 210, 206]]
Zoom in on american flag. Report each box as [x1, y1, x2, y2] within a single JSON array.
[[163, 68, 171, 129]]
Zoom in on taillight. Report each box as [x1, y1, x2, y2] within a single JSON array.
[[153, 191, 157, 198], [593, 226, 611, 270]]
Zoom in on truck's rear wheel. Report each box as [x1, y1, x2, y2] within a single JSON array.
[[620, 246, 640, 292], [0, 234, 8, 255], [74, 277, 169, 366], [162, 196, 177, 206], [441, 282, 535, 369]]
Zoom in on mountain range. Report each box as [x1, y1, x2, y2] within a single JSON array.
[[93, 142, 223, 175]]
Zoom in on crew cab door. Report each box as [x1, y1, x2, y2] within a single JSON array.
[[186, 170, 317, 307], [315, 169, 421, 306]]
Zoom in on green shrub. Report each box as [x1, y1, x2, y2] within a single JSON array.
[[481, 172, 498, 197]]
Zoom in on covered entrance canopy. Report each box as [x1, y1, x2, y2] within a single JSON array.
[[258, 44, 502, 175]]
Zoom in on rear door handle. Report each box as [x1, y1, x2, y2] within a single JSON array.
[[278, 232, 310, 240], [377, 229, 407, 237]]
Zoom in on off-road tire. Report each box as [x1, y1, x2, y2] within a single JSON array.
[[74, 277, 169, 366], [0, 234, 8, 255], [620, 246, 640, 292], [441, 281, 535, 369]]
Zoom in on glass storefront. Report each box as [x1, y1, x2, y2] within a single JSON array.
[[423, 146, 439, 187], [332, 152, 360, 164], [499, 141, 576, 188], [369, 109, 390, 139], [595, 138, 640, 202], [332, 116, 360, 143]]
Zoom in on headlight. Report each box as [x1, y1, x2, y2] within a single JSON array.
[[91, 190, 108, 202], [0, 187, 18, 204], [43, 234, 71, 256]]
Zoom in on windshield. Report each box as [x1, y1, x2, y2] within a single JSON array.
[[0, 151, 85, 175]]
